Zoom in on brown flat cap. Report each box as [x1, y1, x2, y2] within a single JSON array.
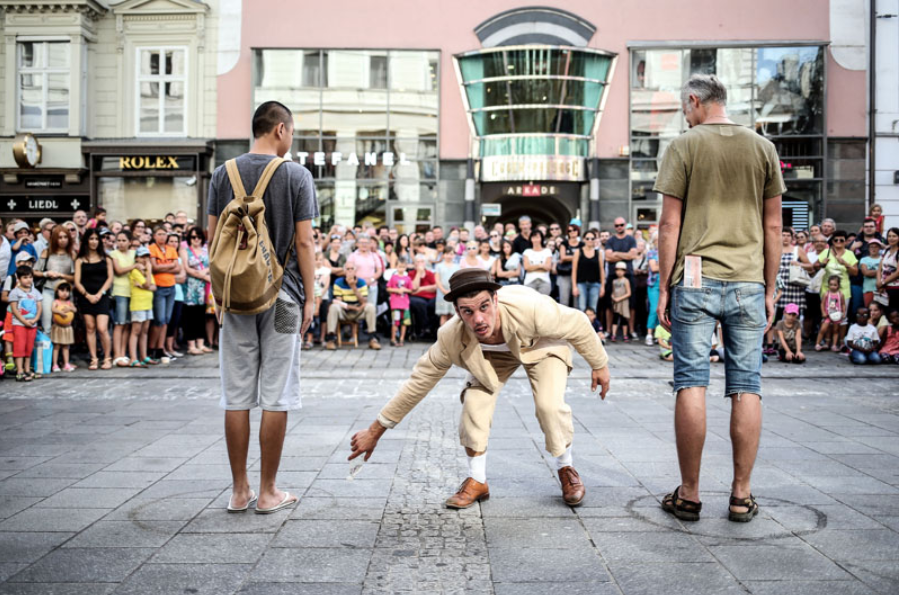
[[443, 268, 502, 302]]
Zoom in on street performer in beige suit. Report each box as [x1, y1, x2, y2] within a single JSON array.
[[349, 268, 611, 508]]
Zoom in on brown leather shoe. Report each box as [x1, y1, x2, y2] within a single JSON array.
[[325, 340, 337, 351], [559, 466, 586, 506], [445, 477, 489, 509], [369, 338, 381, 350]]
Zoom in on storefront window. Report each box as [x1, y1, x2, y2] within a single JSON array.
[[629, 44, 826, 220], [98, 176, 196, 223], [253, 48, 439, 228]]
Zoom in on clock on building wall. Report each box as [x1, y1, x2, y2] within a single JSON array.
[[12, 133, 42, 168]]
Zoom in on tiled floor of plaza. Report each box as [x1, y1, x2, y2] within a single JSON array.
[[0, 342, 897, 594]]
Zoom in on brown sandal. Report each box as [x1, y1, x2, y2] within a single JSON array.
[[88, 358, 99, 370], [728, 493, 759, 522], [661, 486, 702, 521], [101, 358, 112, 370]]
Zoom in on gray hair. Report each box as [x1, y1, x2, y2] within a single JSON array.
[[681, 74, 727, 107], [357, 232, 371, 241], [821, 218, 835, 226]]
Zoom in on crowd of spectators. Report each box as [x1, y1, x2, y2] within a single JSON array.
[[2, 206, 898, 380]]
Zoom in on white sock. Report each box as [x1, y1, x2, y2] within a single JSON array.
[[555, 446, 573, 470], [467, 453, 487, 483]]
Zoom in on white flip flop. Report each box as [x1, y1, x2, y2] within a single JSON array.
[[227, 490, 257, 513], [254, 491, 298, 514]]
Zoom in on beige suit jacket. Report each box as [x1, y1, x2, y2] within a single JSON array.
[[378, 285, 609, 428]]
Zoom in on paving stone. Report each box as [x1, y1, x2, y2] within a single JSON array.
[[152, 533, 272, 564], [72, 472, 165, 489], [611, 563, 745, 594], [103, 498, 210, 521], [34, 487, 142, 509], [102, 457, 189, 473], [485, 518, 592, 549], [62, 520, 185, 548], [0, 508, 110, 533], [591, 530, 714, 564], [493, 584, 618, 595], [710, 544, 854, 581], [9, 547, 155, 582], [238, 584, 362, 595], [113, 563, 252, 595], [251, 548, 372, 583], [0, 531, 75, 563], [182, 508, 291, 533], [272, 520, 380, 548], [0, 584, 115, 595], [0, 497, 42, 520], [15, 463, 106, 479], [488, 547, 610, 583], [742, 581, 877, 595], [290, 498, 386, 520], [306, 479, 394, 499], [802, 529, 899, 562], [0, 478, 76, 497]]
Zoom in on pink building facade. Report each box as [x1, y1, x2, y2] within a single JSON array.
[[215, 1, 868, 232]]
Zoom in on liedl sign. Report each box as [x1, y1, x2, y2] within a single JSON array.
[[1, 196, 87, 215]]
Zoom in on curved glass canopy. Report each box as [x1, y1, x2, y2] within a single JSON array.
[[455, 46, 616, 157]]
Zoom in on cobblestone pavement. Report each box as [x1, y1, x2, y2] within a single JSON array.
[[0, 340, 898, 594]]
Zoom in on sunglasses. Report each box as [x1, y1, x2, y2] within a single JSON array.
[[584, 236, 595, 241], [550, 226, 560, 230], [833, 238, 846, 242]]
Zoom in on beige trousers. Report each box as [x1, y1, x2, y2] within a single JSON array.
[[459, 351, 574, 457], [326, 302, 377, 335]]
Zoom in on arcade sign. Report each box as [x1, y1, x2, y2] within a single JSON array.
[[481, 155, 585, 182], [502, 184, 559, 197]]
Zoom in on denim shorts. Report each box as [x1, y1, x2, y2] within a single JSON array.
[[131, 309, 153, 323], [113, 296, 131, 325], [670, 277, 766, 398], [152, 285, 176, 327]]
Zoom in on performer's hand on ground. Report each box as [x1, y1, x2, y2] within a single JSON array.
[[657, 289, 671, 331], [301, 301, 315, 335], [349, 421, 386, 462], [592, 367, 610, 400]]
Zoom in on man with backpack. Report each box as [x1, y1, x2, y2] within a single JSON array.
[[207, 101, 318, 514]]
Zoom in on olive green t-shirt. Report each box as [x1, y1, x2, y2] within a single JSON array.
[[653, 124, 786, 286]]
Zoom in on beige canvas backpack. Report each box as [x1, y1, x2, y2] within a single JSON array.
[[209, 157, 290, 315]]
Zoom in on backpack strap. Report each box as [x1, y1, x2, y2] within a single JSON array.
[[251, 157, 286, 198], [224, 159, 247, 199]]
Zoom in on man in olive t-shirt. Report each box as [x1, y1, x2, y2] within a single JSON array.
[[654, 74, 784, 525]]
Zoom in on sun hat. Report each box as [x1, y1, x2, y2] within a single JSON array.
[[443, 268, 502, 302], [13, 221, 30, 234], [15, 251, 35, 263], [784, 303, 800, 315], [615, 262, 627, 270], [135, 246, 151, 257]]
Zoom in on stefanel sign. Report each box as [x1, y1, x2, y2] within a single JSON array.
[[292, 151, 412, 168]]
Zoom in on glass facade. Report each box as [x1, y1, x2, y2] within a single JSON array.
[[629, 45, 826, 225], [252, 49, 439, 228], [18, 41, 70, 132], [457, 46, 615, 158]]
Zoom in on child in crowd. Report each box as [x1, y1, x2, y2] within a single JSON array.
[[869, 301, 889, 341], [879, 310, 899, 363], [816, 276, 847, 352], [655, 324, 673, 361], [7, 265, 42, 381], [859, 239, 883, 307], [51, 282, 76, 372], [585, 307, 604, 339], [775, 303, 805, 363], [870, 203, 884, 234], [129, 246, 157, 367], [387, 259, 412, 347], [846, 307, 882, 365], [305, 251, 331, 350], [610, 262, 631, 342], [3, 252, 36, 371]]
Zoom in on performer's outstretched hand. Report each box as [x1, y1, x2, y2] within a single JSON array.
[[349, 421, 387, 462], [591, 367, 610, 400]]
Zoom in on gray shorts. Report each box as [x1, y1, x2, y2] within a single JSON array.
[[218, 289, 303, 412], [131, 309, 153, 323]]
